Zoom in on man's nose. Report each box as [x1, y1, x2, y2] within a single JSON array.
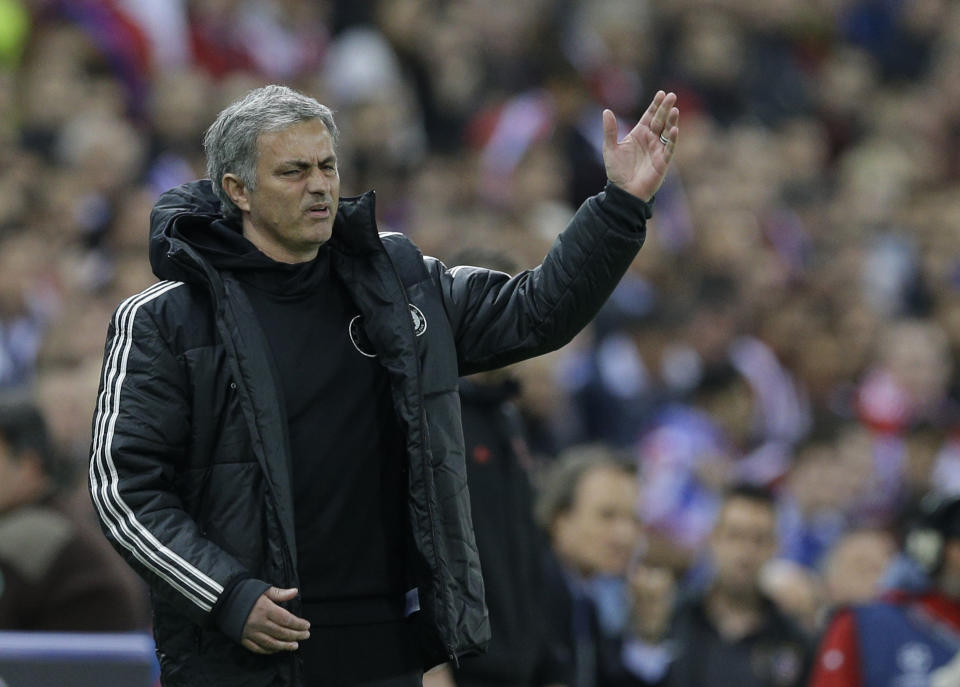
[[306, 168, 330, 194]]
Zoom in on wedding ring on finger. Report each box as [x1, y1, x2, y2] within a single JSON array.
[[659, 133, 670, 146]]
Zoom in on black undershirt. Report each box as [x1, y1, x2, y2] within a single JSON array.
[[238, 247, 408, 613], [193, 225, 409, 618], [186, 223, 421, 681]]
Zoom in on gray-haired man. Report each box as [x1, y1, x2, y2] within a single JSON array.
[[89, 84, 679, 685]]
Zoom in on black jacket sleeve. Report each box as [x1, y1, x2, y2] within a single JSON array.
[[88, 283, 260, 635], [433, 182, 652, 375]]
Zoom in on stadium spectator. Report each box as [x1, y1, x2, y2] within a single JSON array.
[[0, 395, 147, 631], [536, 446, 641, 687], [434, 247, 568, 687], [821, 528, 896, 609], [662, 485, 811, 687], [811, 494, 960, 686]]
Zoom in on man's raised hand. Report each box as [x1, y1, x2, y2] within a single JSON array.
[[241, 587, 311, 655], [602, 90, 679, 202]]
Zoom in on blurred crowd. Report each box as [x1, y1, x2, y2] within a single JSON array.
[[3, 0, 960, 684]]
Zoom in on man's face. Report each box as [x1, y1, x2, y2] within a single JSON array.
[[0, 437, 36, 513], [710, 497, 777, 597], [553, 466, 640, 577], [228, 118, 340, 263]]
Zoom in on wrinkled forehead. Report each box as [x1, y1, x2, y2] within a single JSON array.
[[254, 119, 336, 162]]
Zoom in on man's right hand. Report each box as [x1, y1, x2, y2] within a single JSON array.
[[240, 587, 311, 655]]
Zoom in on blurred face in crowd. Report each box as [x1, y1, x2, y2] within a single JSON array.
[[0, 436, 46, 514], [553, 466, 639, 577], [710, 495, 777, 598], [699, 375, 756, 449], [823, 529, 894, 606], [879, 320, 952, 410], [224, 118, 340, 263]]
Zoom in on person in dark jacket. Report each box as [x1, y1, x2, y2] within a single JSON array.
[[535, 446, 642, 687], [662, 485, 810, 687], [88, 84, 679, 686], [420, 248, 568, 687], [0, 396, 148, 632]]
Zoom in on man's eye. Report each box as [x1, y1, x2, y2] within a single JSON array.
[[282, 170, 300, 176]]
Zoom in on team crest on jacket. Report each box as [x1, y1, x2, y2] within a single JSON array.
[[409, 304, 427, 337], [349, 305, 427, 358], [348, 315, 377, 357]]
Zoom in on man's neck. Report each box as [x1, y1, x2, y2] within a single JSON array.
[[242, 219, 319, 264], [705, 584, 765, 642]]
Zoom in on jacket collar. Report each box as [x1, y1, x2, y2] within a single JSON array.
[[149, 180, 383, 282]]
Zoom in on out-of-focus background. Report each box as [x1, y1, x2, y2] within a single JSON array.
[[3, 0, 960, 682]]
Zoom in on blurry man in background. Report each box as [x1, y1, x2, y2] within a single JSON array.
[[0, 396, 146, 631], [422, 247, 567, 687], [821, 528, 895, 609], [665, 485, 810, 687], [536, 447, 641, 687], [810, 494, 960, 686]]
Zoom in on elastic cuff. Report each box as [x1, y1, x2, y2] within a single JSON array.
[[213, 577, 271, 643], [600, 182, 655, 224]]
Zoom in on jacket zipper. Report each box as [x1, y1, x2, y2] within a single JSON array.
[[382, 255, 459, 666], [170, 246, 300, 592]]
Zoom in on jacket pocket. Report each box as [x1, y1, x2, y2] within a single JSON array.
[[197, 462, 267, 574]]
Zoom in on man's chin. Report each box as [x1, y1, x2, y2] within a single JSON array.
[[305, 222, 334, 244]]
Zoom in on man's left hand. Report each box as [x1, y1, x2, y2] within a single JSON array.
[[602, 90, 679, 202]]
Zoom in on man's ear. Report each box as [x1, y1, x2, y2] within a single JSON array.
[[222, 174, 251, 213]]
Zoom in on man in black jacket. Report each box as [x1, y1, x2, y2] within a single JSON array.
[[663, 485, 810, 687], [88, 84, 678, 686], [423, 248, 568, 687]]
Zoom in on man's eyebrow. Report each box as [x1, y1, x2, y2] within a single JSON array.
[[277, 155, 337, 169]]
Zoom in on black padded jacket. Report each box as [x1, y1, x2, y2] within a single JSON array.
[[88, 179, 651, 686]]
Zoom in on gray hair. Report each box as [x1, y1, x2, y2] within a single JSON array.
[[203, 85, 339, 221], [534, 444, 635, 532]]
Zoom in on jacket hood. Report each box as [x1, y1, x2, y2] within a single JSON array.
[[149, 179, 381, 282]]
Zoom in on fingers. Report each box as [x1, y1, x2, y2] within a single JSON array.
[[647, 91, 677, 137], [265, 604, 311, 631], [602, 109, 618, 151], [245, 630, 300, 654], [638, 90, 666, 129], [241, 586, 311, 655], [263, 618, 311, 642], [242, 615, 310, 654], [267, 587, 298, 603], [242, 638, 269, 655], [263, 586, 310, 630], [661, 107, 680, 155]]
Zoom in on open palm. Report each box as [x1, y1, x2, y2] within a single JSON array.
[[603, 91, 679, 202]]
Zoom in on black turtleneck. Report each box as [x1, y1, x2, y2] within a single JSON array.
[[194, 221, 409, 621]]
